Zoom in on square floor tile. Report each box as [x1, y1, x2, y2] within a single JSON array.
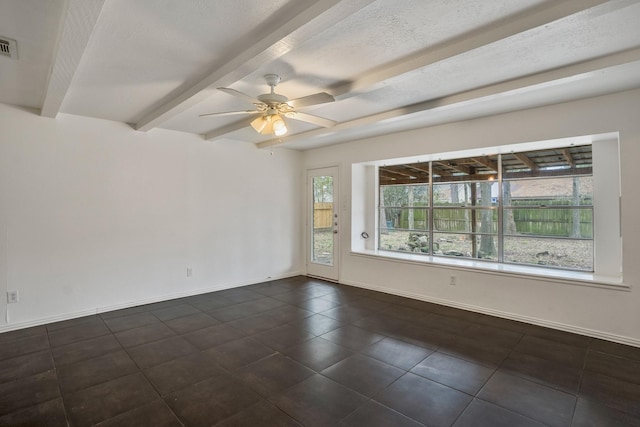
[[151, 303, 201, 321], [0, 398, 67, 427], [272, 375, 368, 427], [514, 335, 586, 368], [215, 400, 302, 427], [338, 400, 425, 427], [320, 325, 385, 351], [127, 336, 198, 369], [163, 312, 220, 334], [284, 337, 353, 372], [64, 372, 158, 426], [579, 372, 640, 418], [453, 399, 546, 427], [439, 335, 511, 368], [57, 350, 138, 394], [227, 313, 287, 335], [0, 333, 50, 361], [143, 352, 225, 396], [114, 323, 176, 348], [461, 324, 523, 348], [294, 297, 342, 313], [589, 339, 640, 362], [48, 318, 111, 348], [188, 296, 234, 313], [500, 351, 582, 394], [584, 350, 640, 385], [236, 354, 315, 397], [0, 326, 46, 344], [103, 312, 160, 333], [0, 350, 53, 385], [93, 399, 182, 427], [374, 373, 472, 427], [320, 306, 374, 323], [183, 324, 245, 350], [321, 354, 404, 397], [0, 371, 60, 416], [387, 324, 451, 350], [296, 314, 344, 336], [47, 315, 104, 332], [478, 371, 575, 427], [252, 324, 314, 352], [411, 352, 494, 395], [165, 374, 261, 427], [203, 337, 276, 370], [572, 397, 640, 427], [52, 334, 122, 367], [263, 306, 314, 324], [362, 337, 432, 370]]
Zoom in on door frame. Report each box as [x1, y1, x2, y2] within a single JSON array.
[[306, 166, 340, 282]]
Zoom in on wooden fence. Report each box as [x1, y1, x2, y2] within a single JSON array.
[[385, 200, 593, 237], [314, 202, 333, 229]]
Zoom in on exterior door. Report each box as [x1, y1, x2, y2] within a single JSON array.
[[307, 167, 339, 281]]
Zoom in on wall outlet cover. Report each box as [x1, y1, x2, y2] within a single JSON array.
[[7, 290, 18, 304]]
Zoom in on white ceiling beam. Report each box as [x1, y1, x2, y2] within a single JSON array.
[[258, 47, 640, 149], [206, 0, 610, 141], [135, 0, 375, 132], [329, 0, 610, 99], [40, 0, 105, 118], [203, 119, 252, 141]]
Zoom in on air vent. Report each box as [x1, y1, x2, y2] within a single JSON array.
[[0, 36, 18, 60]]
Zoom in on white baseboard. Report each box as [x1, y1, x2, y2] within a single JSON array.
[[340, 278, 640, 348], [0, 271, 303, 334]]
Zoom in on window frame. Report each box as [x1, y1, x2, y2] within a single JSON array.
[[377, 147, 595, 273]]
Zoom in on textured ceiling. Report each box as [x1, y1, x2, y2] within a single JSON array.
[[1, 0, 640, 150]]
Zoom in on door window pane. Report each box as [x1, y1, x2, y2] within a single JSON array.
[[312, 176, 333, 265]]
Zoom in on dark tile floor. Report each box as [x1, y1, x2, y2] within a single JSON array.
[[1, 276, 640, 426]]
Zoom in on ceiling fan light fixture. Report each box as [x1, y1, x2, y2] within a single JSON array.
[[272, 114, 287, 136], [250, 116, 268, 133]]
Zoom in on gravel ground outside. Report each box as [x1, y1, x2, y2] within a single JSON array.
[[314, 229, 592, 271]]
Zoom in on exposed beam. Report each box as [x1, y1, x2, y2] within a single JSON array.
[[472, 157, 498, 172], [136, 0, 375, 132], [436, 161, 471, 175], [258, 46, 640, 149], [562, 148, 576, 167], [514, 153, 538, 170], [40, 0, 106, 118], [328, 0, 609, 99], [406, 164, 430, 175], [380, 168, 416, 179]]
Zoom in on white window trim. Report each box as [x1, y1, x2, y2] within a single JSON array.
[[351, 133, 623, 289]]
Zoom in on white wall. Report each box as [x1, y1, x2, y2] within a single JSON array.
[[0, 104, 303, 330], [303, 88, 640, 346]]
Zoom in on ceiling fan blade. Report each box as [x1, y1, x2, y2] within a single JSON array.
[[199, 110, 261, 117], [217, 87, 262, 104], [287, 92, 335, 109], [288, 111, 336, 128]]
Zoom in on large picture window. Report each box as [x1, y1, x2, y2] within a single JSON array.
[[378, 144, 594, 271]]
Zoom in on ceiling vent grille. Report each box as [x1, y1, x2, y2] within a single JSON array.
[[0, 36, 18, 60]]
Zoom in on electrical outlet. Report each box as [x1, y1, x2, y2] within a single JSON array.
[[449, 275, 457, 286], [7, 290, 19, 304], [186, 267, 193, 278]]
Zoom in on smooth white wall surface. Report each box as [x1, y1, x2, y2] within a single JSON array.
[[0, 104, 303, 330], [303, 88, 640, 346]]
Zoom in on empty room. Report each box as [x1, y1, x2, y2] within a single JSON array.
[[1, 1, 640, 426]]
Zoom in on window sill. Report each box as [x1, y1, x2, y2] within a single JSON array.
[[350, 249, 627, 291]]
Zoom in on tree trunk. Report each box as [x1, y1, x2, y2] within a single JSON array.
[[503, 181, 517, 234], [408, 186, 414, 229], [479, 182, 496, 257], [571, 177, 581, 238]]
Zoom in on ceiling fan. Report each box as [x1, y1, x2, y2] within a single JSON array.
[[200, 74, 336, 137]]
